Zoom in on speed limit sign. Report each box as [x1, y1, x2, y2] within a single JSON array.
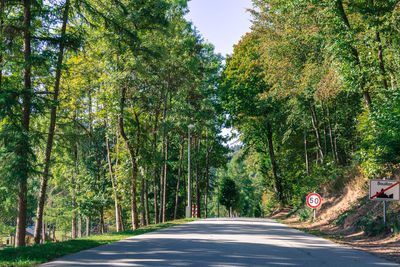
[[307, 193, 322, 209]]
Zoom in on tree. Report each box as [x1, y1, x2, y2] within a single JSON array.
[[219, 177, 240, 217], [220, 32, 286, 204], [0, 0, 229, 242], [15, 0, 33, 247], [34, 0, 71, 244]]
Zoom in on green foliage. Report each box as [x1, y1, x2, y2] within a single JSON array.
[[359, 92, 400, 176], [0, 0, 228, 246], [218, 177, 240, 214], [333, 197, 367, 226], [218, 0, 400, 212], [333, 208, 355, 226], [390, 219, 400, 235], [215, 149, 263, 217], [5, 0, 400, 251], [358, 214, 388, 236], [297, 208, 314, 222]]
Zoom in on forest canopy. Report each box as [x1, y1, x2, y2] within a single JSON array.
[[2, 0, 400, 248], [218, 0, 400, 208], [0, 0, 229, 247]]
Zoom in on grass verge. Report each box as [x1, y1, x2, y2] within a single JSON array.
[[0, 218, 198, 266]]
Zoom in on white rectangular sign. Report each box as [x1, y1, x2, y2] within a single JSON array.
[[369, 179, 400, 201]]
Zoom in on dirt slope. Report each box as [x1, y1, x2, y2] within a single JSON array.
[[273, 168, 400, 263]]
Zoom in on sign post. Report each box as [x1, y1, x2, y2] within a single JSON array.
[[369, 179, 400, 225], [384, 200, 386, 225], [307, 193, 322, 220]]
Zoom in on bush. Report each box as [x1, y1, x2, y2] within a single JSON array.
[[297, 207, 314, 222], [390, 219, 400, 234], [333, 209, 353, 225], [358, 214, 388, 236]]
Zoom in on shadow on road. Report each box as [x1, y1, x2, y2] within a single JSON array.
[[42, 219, 399, 267]]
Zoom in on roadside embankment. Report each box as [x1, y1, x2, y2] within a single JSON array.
[[272, 167, 400, 264]]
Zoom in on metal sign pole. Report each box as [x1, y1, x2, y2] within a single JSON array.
[[313, 208, 316, 220], [383, 177, 386, 225], [384, 200, 386, 225]]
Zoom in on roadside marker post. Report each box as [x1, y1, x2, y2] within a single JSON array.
[[191, 205, 198, 218]]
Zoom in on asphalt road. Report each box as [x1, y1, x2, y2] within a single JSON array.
[[41, 218, 400, 267]]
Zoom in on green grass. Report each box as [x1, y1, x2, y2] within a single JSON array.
[[0, 218, 198, 266]]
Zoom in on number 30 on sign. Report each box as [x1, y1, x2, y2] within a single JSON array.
[[307, 193, 322, 209]]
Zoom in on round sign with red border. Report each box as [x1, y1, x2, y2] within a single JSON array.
[[306, 193, 322, 209]]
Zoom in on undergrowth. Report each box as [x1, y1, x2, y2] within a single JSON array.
[[356, 204, 400, 236], [333, 197, 368, 226]]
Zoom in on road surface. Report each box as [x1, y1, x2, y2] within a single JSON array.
[[41, 218, 399, 266]]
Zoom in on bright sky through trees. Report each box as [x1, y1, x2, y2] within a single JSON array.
[[185, 0, 253, 57], [185, 0, 252, 145]]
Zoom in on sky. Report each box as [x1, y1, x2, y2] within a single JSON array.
[[185, 0, 253, 145], [185, 0, 253, 57]]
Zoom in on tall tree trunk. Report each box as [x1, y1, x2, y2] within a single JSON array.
[[162, 136, 169, 222], [71, 216, 76, 239], [0, 0, 4, 87], [106, 133, 122, 232], [42, 220, 45, 243], [118, 204, 124, 231], [86, 216, 90, 237], [326, 105, 339, 164], [322, 104, 328, 156], [52, 225, 56, 241], [16, 0, 32, 247], [304, 125, 310, 176], [375, 31, 389, 91], [16, 176, 28, 247], [140, 167, 145, 227], [309, 102, 324, 164], [266, 124, 284, 204], [152, 115, 159, 224], [78, 214, 82, 238], [144, 169, 150, 226], [114, 196, 121, 232], [119, 88, 138, 230], [116, 135, 125, 231], [159, 89, 168, 223], [34, 0, 70, 244], [153, 165, 158, 224], [174, 140, 184, 220], [159, 137, 164, 223], [129, 154, 139, 230], [100, 209, 105, 234], [71, 139, 79, 239]]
